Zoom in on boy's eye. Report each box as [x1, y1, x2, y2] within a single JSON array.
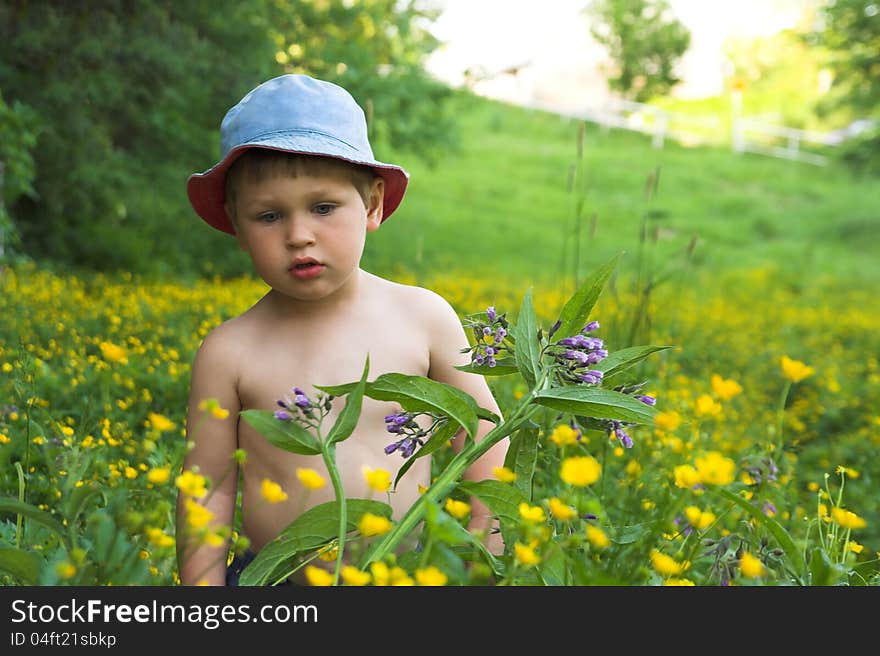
[[313, 203, 335, 216], [257, 211, 281, 223]]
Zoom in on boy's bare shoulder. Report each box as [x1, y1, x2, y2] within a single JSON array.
[[191, 305, 262, 367], [368, 273, 459, 322]]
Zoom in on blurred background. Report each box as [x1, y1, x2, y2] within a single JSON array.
[[1, 0, 877, 284]]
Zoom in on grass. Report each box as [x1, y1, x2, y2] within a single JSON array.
[[363, 90, 880, 288]]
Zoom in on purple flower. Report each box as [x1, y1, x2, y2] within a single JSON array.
[[637, 395, 656, 406], [486, 306, 496, 323], [292, 387, 311, 409], [579, 370, 604, 385], [582, 321, 600, 333], [274, 410, 292, 421], [614, 426, 633, 448], [762, 501, 777, 517]]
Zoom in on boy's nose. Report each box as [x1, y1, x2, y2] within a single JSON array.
[[285, 217, 316, 247]]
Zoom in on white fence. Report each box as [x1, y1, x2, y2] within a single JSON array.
[[525, 97, 873, 167]]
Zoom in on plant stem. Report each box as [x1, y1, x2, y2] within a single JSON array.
[[321, 443, 347, 585]]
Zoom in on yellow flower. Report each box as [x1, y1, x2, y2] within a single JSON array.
[[663, 578, 695, 586], [318, 546, 338, 562], [362, 466, 391, 493], [493, 466, 517, 483], [846, 541, 864, 554], [518, 502, 546, 523], [296, 467, 326, 490], [548, 497, 577, 521], [304, 565, 334, 586], [175, 470, 207, 498], [415, 566, 448, 586], [358, 512, 393, 537], [674, 464, 701, 489], [831, 507, 866, 530], [654, 410, 682, 432], [694, 451, 736, 486], [548, 424, 579, 447], [184, 498, 214, 529], [739, 552, 765, 578], [55, 561, 77, 579], [124, 466, 138, 479], [586, 525, 610, 549], [261, 478, 288, 504], [147, 412, 176, 432], [389, 568, 415, 586], [835, 465, 859, 479], [695, 394, 722, 417], [711, 374, 743, 401], [99, 341, 128, 364], [684, 506, 716, 530], [198, 398, 230, 420], [650, 549, 687, 577], [0, 433, 10, 445], [370, 561, 390, 586], [1, 362, 12, 373], [514, 542, 541, 567], [445, 498, 471, 520], [146, 527, 175, 548], [560, 455, 601, 487], [781, 355, 814, 383], [340, 566, 371, 586]]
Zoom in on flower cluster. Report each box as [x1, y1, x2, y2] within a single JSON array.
[[463, 306, 509, 367], [547, 320, 608, 385], [274, 386, 332, 428], [383, 411, 447, 458], [603, 382, 656, 449]]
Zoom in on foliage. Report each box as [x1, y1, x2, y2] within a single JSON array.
[[809, 0, 880, 174], [0, 0, 453, 276], [0, 91, 40, 261], [584, 0, 691, 102]]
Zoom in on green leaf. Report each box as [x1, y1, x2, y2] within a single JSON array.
[[538, 545, 568, 586], [0, 496, 68, 544], [511, 288, 541, 387], [240, 409, 321, 455], [807, 546, 846, 586], [239, 499, 392, 586], [455, 358, 519, 376], [715, 487, 806, 584], [458, 479, 529, 549], [0, 547, 41, 584], [504, 425, 539, 500], [326, 356, 369, 445], [592, 345, 674, 379], [534, 387, 657, 425], [555, 253, 621, 340], [363, 373, 480, 440]]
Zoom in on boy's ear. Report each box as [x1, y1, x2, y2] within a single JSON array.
[[365, 177, 385, 232], [225, 203, 245, 248]]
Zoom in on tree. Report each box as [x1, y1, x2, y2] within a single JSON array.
[[585, 0, 691, 102], [809, 0, 880, 174]]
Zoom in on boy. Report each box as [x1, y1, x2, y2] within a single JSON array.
[[177, 74, 506, 585]]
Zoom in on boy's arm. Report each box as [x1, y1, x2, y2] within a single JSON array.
[[424, 293, 507, 554], [175, 329, 241, 585]]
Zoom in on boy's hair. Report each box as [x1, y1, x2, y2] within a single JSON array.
[[224, 149, 378, 224]]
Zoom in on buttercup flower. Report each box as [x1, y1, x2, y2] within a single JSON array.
[[518, 502, 546, 523], [711, 374, 743, 401], [548, 497, 577, 521], [261, 478, 288, 503], [175, 470, 208, 498], [654, 410, 682, 432], [198, 398, 230, 420], [831, 507, 866, 529], [445, 498, 471, 520], [340, 566, 371, 586], [739, 552, 765, 578], [362, 466, 391, 493], [694, 452, 736, 486], [560, 455, 602, 487], [493, 466, 517, 482], [99, 340, 128, 364], [781, 355, 814, 383], [674, 464, 701, 489], [650, 549, 687, 576], [305, 565, 334, 586], [147, 412, 176, 432], [586, 525, 610, 549], [147, 467, 170, 484], [684, 506, 716, 530], [514, 542, 541, 567], [548, 423, 580, 447], [184, 498, 214, 529], [296, 468, 326, 490], [415, 566, 448, 586], [359, 512, 393, 537]]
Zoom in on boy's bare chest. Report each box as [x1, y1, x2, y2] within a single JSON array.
[[236, 318, 430, 412]]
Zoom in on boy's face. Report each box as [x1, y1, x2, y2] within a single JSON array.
[[229, 167, 384, 303]]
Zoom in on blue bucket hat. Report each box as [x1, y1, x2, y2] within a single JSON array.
[[187, 74, 409, 235]]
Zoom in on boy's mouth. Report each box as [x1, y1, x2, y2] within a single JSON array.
[[289, 257, 325, 279]]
